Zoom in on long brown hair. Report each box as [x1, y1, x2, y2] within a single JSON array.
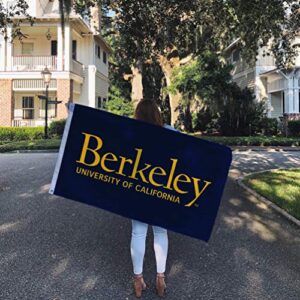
[[134, 99, 163, 126]]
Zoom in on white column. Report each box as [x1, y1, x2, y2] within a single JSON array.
[[0, 40, 5, 71], [88, 65, 96, 107], [6, 26, 13, 71], [267, 93, 272, 117], [285, 77, 294, 113], [64, 22, 71, 71], [57, 23, 63, 71], [293, 75, 299, 113]]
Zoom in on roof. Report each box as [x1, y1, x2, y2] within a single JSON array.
[[224, 38, 241, 52], [94, 34, 112, 54], [259, 68, 279, 76]]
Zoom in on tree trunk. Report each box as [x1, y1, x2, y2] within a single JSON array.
[[131, 58, 143, 108], [158, 54, 181, 126]]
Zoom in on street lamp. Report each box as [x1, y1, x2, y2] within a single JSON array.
[[41, 66, 52, 139]]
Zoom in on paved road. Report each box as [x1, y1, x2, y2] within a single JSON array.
[[0, 151, 299, 300]]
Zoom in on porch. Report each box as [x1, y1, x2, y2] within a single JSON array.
[[1, 24, 85, 77], [10, 77, 82, 127], [12, 91, 59, 127], [11, 56, 83, 76], [260, 69, 300, 118]]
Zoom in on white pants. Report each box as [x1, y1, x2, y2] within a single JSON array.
[[130, 219, 168, 275]]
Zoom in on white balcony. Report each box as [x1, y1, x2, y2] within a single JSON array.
[[11, 55, 84, 77], [13, 79, 57, 91], [12, 56, 57, 71], [72, 60, 84, 77]]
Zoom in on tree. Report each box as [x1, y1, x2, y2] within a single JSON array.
[[0, 0, 33, 41], [59, 1, 300, 127], [102, 0, 300, 126]]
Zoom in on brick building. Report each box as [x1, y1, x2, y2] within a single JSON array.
[[0, 0, 111, 127]]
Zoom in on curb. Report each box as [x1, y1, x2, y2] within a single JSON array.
[[231, 146, 300, 152], [236, 170, 300, 228], [7, 149, 59, 153]]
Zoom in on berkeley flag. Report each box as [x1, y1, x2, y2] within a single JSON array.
[[49, 104, 232, 242]]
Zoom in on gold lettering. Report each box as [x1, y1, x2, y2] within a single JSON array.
[[164, 159, 178, 190], [185, 179, 212, 207], [116, 156, 133, 176], [100, 152, 118, 173], [129, 148, 152, 183], [148, 167, 166, 187], [173, 173, 191, 194], [76, 132, 103, 167]]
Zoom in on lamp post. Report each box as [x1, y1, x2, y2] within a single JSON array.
[[41, 67, 52, 139]]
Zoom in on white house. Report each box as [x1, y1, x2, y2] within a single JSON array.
[[225, 38, 300, 120], [0, 0, 111, 127]]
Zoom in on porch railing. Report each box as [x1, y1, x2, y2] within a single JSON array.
[[72, 59, 84, 76], [12, 118, 55, 127], [12, 56, 57, 71], [13, 79, 57, 90], [12, 119, 38, 127]]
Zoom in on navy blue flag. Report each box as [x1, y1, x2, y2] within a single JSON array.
[[49, 103, 232, 241]]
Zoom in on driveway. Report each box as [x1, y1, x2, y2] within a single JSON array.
[[0, 151, 299, 300]]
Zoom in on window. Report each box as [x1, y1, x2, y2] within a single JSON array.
[[102, 97, 107, 108], [103, 51, 107, 64], [22, 43, 34, 55], [232, 49, 240, 63], [72, 40, 77, 60], [97, 96, 101, 108], [51, 40, 57, 56], [39, 98, 57, 118], [22, 96, 34, 119], [97, 96, 107, 109], [95, 44, 101, 59]]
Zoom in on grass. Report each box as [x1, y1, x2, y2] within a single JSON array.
[[191, 135, 300, 146], [0, 138, 61, 153], [243, 169, 300, 220]]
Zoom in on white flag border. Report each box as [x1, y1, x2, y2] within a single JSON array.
[[49, 103, 75, 195]]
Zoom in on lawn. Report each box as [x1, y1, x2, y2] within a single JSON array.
[[243, 169, 300, 220], [0, 139, 61, 153]]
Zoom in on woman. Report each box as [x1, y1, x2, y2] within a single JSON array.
[[131, 99, 176, 298]]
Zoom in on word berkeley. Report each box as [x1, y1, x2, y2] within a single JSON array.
[[76, 132, 212, 207]]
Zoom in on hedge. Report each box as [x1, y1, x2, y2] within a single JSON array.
[[0, 127, 44, 142], [193, 135, 300, 146]]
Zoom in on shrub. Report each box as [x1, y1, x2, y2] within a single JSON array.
[[192, 109, 216, 132], [0, 127, 44, 142], [258, 117, 279, 136], [218, 85, 267, 136], [288, 120, 300, 136], [49, 119, 66, 137]]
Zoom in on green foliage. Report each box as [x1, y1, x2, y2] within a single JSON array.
[[288, 120, 300, 136], [107, 85, 134, 117], [195, 135, 300, 147], [218, 85, 267, 136], [191, 110, 218, 133], [0, 127, 44, 142], [49, 119, 66, 137], [258, 117, 279, 136], [170, 51, 233, 111]]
